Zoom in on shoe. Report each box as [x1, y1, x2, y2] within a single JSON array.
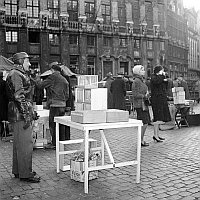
[[158, 137, 165, 140], [153, 136, 163, 142], [141, 142, 149, 147], [20, 177, 40, 183], [14, 174, 19, 178]]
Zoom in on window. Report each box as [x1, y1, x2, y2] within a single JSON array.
[[6, 31, 18, 42], [134, 39, 140, 49], [103, 36, 112, 47], [49, 33, 59, 45], [67, 0, 78, 21], [160, 41, 165, 50], [85, 2, 95, 23], [119, 38, 128, 47], [70, 55, 79, 73], [69, 35, 79, 45], [87, 36, 95, 46], [28, 31, 40, 43], [147, 41, 153, 50], [48, 0, 59, 19], [27, 0, 39, 18], [5, 0, 18, 15], [102, 4, 111, 24], [87, 57, 95, 75]]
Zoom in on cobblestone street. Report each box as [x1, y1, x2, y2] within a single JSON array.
[[0, 106, 200, 200]]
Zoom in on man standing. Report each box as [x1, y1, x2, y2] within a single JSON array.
[[36, 62, 69, 148], [6, 52, 40, 183], [110, 72, 126, 110]]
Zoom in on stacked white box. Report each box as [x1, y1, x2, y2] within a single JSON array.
[[75, 86, 107, 110], [172, 87, 186, 104], [77, 75, 98, 89]]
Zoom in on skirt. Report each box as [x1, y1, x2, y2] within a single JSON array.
[[136, 108, 151, 125]]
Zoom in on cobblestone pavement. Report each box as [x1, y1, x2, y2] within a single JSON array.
[[0, 105, 200, 200]]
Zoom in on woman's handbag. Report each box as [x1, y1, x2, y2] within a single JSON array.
[[142, 98, 149, 111]]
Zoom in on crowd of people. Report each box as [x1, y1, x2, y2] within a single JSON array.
[[0, 51, 192, 184]]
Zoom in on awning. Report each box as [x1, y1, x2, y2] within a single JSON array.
[[40, 65, 77, 77], [0, 55, 14, 71]]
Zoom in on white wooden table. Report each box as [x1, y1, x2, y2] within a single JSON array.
[[54, 116, 143, 194]]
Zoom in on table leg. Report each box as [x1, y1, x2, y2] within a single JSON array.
[[84, 129, 89, 194], [56, 122, 60, 173], [101, 130, 105, 165], [136, 125, 141, 183]]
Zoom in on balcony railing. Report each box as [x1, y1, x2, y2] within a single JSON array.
[[68, 21, 79, 30], [5, 15, 18, 25], [119, 26, 126, 33], [103, 24, 112, 32], [48, 19, 60, 28]]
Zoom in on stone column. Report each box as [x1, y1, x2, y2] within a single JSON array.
[[112, 1, 119, 33], [126, 3, 134, 34], [60, 32, 70, 67], [79, 33, 87, 74], [40, 30, 49, 73]]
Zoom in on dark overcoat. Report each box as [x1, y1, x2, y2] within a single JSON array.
[[0, 78, 8, 121], [150, 74, 171, 122], [110, 77, 126, 110], [104, 77, 114, 109]]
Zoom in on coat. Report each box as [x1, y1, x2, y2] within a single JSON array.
[[150, 74, 171, 122], [132, 75, 148, 108], [0, 78, 8, 121], [37, 71, 69, 107], [110, 77, 126, 110], [6, 66, 34, 123], [104, 77, 114, 109]]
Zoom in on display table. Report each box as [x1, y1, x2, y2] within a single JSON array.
[[54, 116, 143, 194]]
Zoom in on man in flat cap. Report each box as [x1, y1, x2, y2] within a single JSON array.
[[36, 62, 69, 148]]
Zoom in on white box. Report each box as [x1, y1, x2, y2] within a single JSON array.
[[172, 87, 184, 92], [70, 160, 98, 182], [71, 110, 107, 124], [75, 88, 107, 110], [77, 75, 98, 89], [106, 109, 129, 123], [74, 102, 84, 110], [34, 105, 43, 111], [34, 138, 47, 149]]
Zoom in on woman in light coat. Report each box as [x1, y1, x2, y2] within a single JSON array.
[[132, 65, 151, 147]]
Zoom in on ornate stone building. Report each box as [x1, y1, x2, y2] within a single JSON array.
[[185, 8, 200, 83], [0, 0, 187, 80], [165, 0, 188, 80]]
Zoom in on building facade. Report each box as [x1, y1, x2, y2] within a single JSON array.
[[0, 0, 189, 81], [165, 0, 188, 81], [185, 8, 200, 85]]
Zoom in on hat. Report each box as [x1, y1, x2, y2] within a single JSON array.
[[132, 65, 144, 75], [0, 71, 3, 77], [49, 61, 62, 72], [49, 61, 60, 69], [13, 52, 30, 62], [106, 72, 112, 77], [153, 65, 163, 74]]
